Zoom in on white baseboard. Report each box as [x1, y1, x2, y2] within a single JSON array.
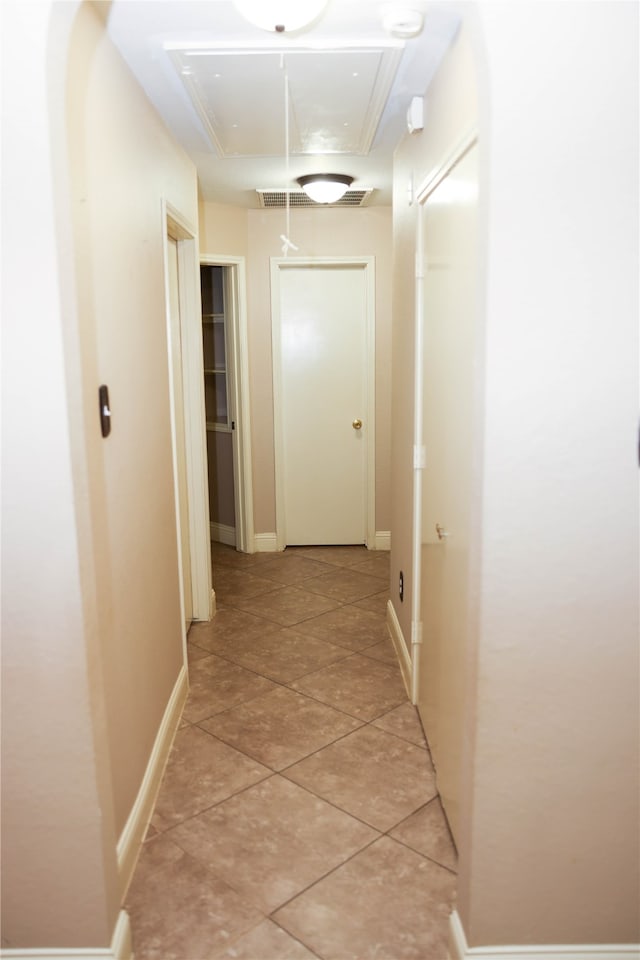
[[0, 910, 132, 959], [448, 911, 639, 960], [253, 532, 279, 553], [210, 587, 216, 618], [373, 530, 391, 551], [210, 522, 236, 547], [116, 665, 189, 896], [386, 599, 413, 700]]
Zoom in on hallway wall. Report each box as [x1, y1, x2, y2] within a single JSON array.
[[392, 1, 639, 951], [199, 203, 393, 547], [66, 0, 197, 843], [2, 0, 199, 949]]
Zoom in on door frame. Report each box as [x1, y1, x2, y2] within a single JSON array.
[[162, 200, 213, 624], [271, 256, 376, 551], [200, 254, 254, 554], [410, 128, 478, 701]]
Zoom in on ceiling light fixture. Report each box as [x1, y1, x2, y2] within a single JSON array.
[[296, 174, 354, 204], [232, 0, 329, 34]]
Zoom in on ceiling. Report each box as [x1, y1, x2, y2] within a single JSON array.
[[105, 1, 461, 208]]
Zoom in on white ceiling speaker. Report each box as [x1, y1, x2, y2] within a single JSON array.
[[232, 0, 330, 34], [297, 174, 354, 204]]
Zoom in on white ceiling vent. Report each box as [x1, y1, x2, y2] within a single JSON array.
[[257, 188, 374, 208]]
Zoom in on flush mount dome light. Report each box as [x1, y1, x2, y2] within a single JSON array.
[[232, 0, 329, 33], [297, 174, 354, 204]]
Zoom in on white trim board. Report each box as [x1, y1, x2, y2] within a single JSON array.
[[163, 201, 212, 623], [116, 665, 188, 896], [386, 599, 413, 701], [252, 532, 387, 553], [449, 911, 639, 960], [374, 531, 391, 551], [210, 522, 236, 547], [253, 533, 279, 553], [0, 911, 132, 960]]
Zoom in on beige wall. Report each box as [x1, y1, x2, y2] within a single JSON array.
[[68, 2, 197, 838], [392, 0, 639, 949], [2, 0, 198, 948], [199, 200, 249, 259], [199, 204, 393, 543], [461, 1, 639, 946]]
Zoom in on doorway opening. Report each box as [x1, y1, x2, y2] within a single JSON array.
[[200, 256, 254, 554]]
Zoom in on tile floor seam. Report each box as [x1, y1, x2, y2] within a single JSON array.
[[276, 763, 419, 836], [265, 831, 384, 918], [386, 835, 459, 876], [192, 714, 366, 775], [268, 920, 323, 960], [193, 708, 430, 797], [151, 768, 279, 837], [274, 712, 420, 779], [186, 660, 371, 725], [278, 682, 397, 724], [218, 606, 345, 628], [188, 641, 356, 686]]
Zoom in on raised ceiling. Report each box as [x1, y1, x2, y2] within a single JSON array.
[[105, 1, 461, 208]]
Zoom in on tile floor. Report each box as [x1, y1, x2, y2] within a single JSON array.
[[126, 544, 457, 960]]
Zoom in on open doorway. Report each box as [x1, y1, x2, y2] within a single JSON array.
[[200, 256, 254, 554]]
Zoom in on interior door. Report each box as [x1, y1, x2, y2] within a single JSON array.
[[418, 142, 479, 843], [276, 264, 368, 546], [167, 236, 193, 628]]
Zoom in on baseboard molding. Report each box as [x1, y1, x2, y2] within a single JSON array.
[[0, 910, 132, 960], [386, 599, 413, 700], [448, 911, 639, 960], [253, 532, 279, 553], [116, 665, 189, 896], [373, 530, 391, 551], [210, 522, 236, 547]]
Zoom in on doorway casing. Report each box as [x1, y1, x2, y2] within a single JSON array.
[[162, 200, 213, 622]]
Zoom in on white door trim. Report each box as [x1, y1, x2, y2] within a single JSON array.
[[163, 200, 213, 624], [200, 255, 254, 554], [410, 131, 478, 703], [271, 256, 376, 551]]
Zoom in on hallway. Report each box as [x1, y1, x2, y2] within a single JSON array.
[[125, 544, 457, 959]]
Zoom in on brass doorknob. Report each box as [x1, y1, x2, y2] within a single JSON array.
[[352, 419, 363, 430]]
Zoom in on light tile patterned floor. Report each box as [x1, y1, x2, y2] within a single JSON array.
[[126, 544, 457, 960]]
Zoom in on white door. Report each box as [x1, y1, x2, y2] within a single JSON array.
[[418, 142, 479, 843], [275, 263, 370, 546], [167, 236, 193, 627]]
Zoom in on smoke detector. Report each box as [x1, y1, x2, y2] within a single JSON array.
[[381, 6, 424, 39]]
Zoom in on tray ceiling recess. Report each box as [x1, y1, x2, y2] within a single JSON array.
[[166, 45, 403, 159]]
